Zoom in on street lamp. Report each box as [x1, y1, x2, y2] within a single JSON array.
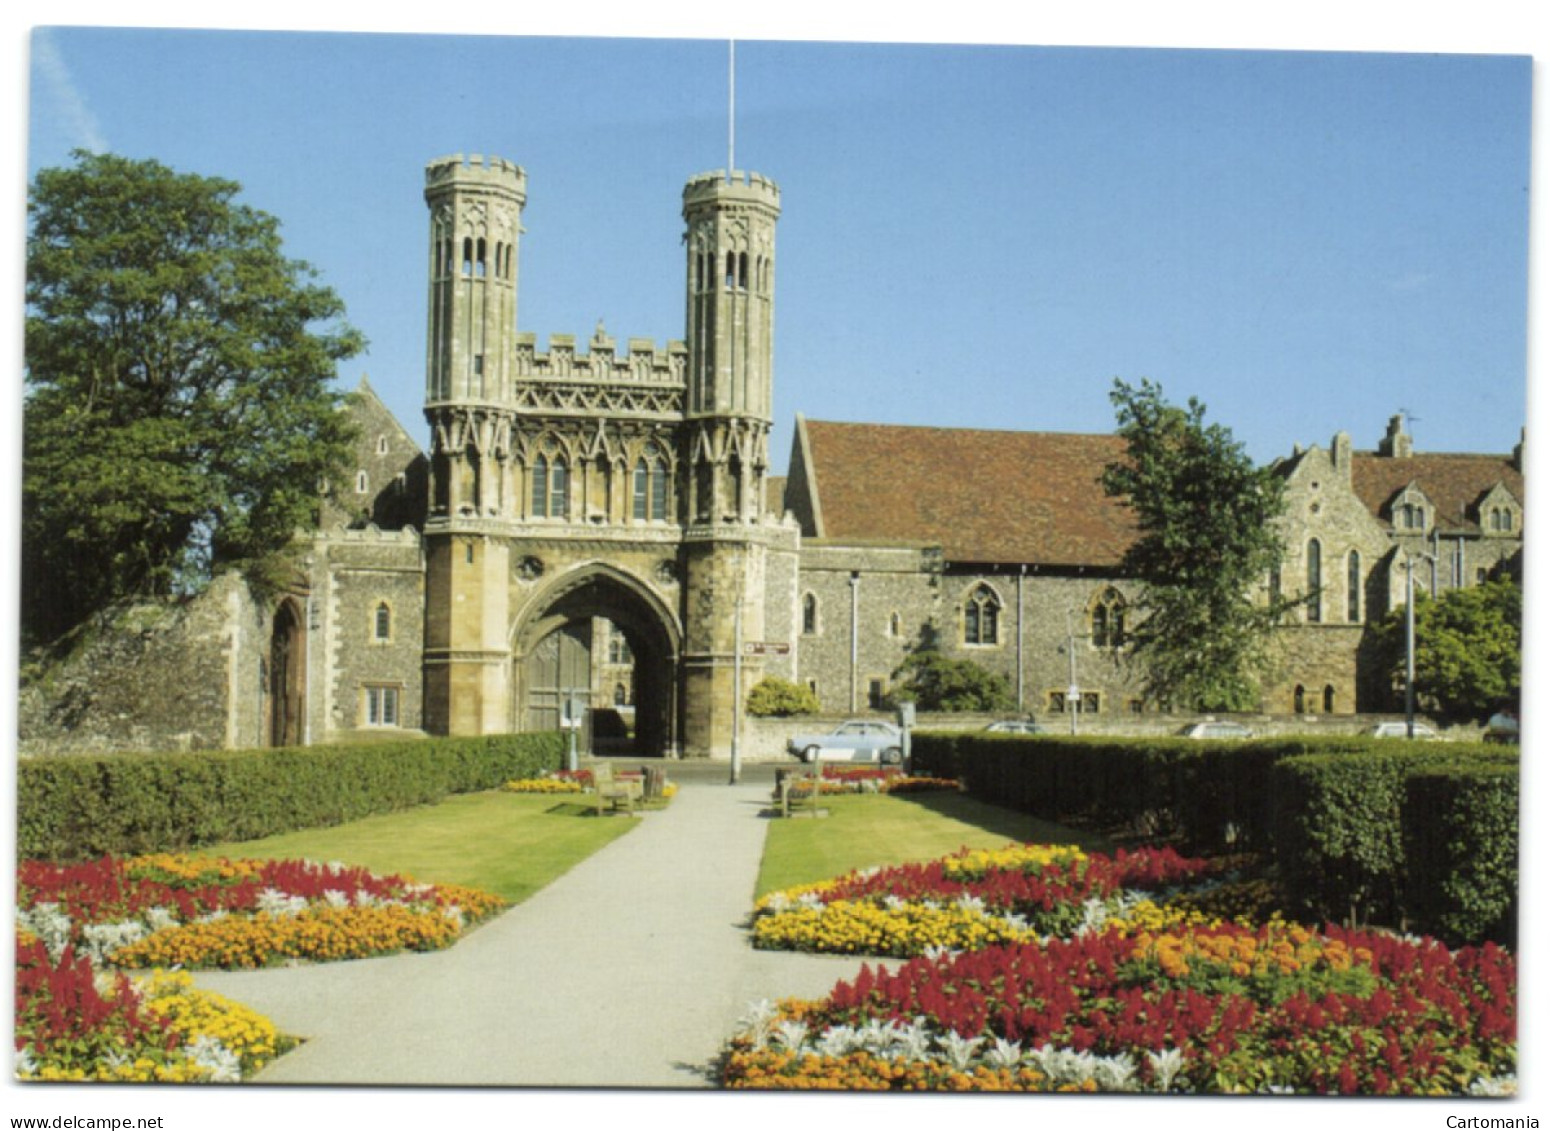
[[1063, 609, 1082, 736], [1404, 550, 1437, 739]]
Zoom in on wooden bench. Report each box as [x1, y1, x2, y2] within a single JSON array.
[[591, 762, 644, 816], [777, 768, 822, 818]]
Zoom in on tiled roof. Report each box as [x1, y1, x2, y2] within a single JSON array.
[[795, 419, 1138, 567], [1350, 451, 1523, 534]]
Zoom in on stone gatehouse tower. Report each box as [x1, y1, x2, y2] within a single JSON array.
[[419, 154, 795, 757]]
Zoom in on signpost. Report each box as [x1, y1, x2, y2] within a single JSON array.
[[563, 693, 586, 773]]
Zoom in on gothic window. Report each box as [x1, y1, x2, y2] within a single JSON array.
[[633, 460, 649, 521], [695, 253, 704, 292], [462, 237, 473, 276], [549, 458, 568, 519], [738, 251, 749, 289], [608, 631, 633, 666], [532, 456, 548, 517], [963, 585, 1000, 646], [1399, 502, 1427, 530], [475, 238, 487, 277], [364, 685, 400, 728], [726, 251, 736, 290], [802, 593, 818, 636], [1306, 539, 1322, 623], [1089, 588, 1127, 649], [1347, 550, 1362, 623], [614, 683, 628, 707], [374, 602, 391, 643], [650, 455, 668, 521]]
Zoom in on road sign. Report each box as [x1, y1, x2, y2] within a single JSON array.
[[743, 641, 791, 656]]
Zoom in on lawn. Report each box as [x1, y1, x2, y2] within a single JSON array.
[[756, 787, 1114, 897], [207, 790, 636, 903]]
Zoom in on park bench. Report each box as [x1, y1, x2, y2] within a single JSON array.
[[776, 767, 822, 818], [591, 762, 644, 816]]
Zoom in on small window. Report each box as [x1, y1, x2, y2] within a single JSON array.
[[1323, 684, 1336, 714], [374, 602, 391, 642], [802, 593, 818, 636], [868, 679, 885, 710], [376, 435, 389, 455], [355, 470, 369, 494], [1081, 692, 1100, 715], [614, 683, 628, 707], [964, 584, 1000, 646], [1306, 539, 1322, 623], [1293, 684, 1306, 713], [1347, 550, 1362, 623], [365, 685, 400, 727], [888, 612, 902, 638]]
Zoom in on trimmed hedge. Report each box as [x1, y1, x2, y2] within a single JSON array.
[[916, 730, 1519, 945], [914, 732, 1363, 852], [17, 731, 566, 861], [1268, 746, 1517, 937], [1402, 765, 1518, 947]]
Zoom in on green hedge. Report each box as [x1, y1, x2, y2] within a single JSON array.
[[1402, 765, 1518, 947], [17, 732, 566, 861], [1268, 746, 1516, 935], [914, 732, 1364, 852], [915, 730, 1519, 945]]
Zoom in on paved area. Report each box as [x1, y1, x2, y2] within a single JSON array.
[[192, 764, 886, 1088]]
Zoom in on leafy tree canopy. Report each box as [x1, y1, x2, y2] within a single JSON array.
[[889, 649, 1013, 713], [1101, 378, 1289, 711], [1373, 575, 1521, 722], [24, 151, 364, 644]]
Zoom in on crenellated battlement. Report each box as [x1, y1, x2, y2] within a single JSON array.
[[682, 169, 781, 211], [513, 330, 688, 386], [424, 153, 528, 198]]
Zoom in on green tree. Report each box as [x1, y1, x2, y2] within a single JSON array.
[[1100, 378, 1289, 711], [745, 676, 822, 718], [889, 649, 1013, 713], [1373, 576, 1521, 722], [23, 151, 364, 644]]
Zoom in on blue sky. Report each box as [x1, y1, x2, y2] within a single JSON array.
[[21, 26, 1533, 469]]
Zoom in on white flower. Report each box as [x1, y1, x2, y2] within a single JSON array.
[[186, 1035, 242, 1083], [14, 1045, 38, 1079], [935, 1031, 982, 1071], [817, 1026, 860, 1058], [81, 920, 150, 965], [984, 1037, 1024, 1069], [1093, 1052, 1138, 1092], [1146, 1047, 1188, 1092], [144, 906, 179, 932], [737, 1000, 780, 1049], [441, 905, 466, 929], [256, 888, 308, 918], [772, 1019, 810, 1052], [1469, 1074, 1518, 1097], [323, 889, 350, 909]]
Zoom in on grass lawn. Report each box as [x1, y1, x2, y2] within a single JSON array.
[[207, 790, 637, 904], [756, 788, 1115, 898]]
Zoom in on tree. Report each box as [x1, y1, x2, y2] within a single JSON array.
[[1373, 576, 1521, 722], [889, 649, 1013, 713], [23, 151, 364, 644], [1100, 378, 1289, 711]]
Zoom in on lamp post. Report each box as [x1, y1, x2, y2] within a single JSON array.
[[1064, 609, 1081, 736], [1404, 550, 1437, 739]]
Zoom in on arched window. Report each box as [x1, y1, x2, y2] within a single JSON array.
[[461, 237, 473, 276], [1294, 684, 1306, 713], [633, 459, 649, 521], [650, 454, 668, 520], [889, 612, 902, 638], [549, 458, 568, 519], [738, 251, 749, 289], [1307, 539, 1323, 623], [1323, 684, 1336, 714], [531, 455, 548, 517], [725, 251, 736, 290], [1089, 588, 1127, 649], [376, 435, 389, 455], [475, 238, 487, 277], [355, 470, 369, 495], [374, 602, 391, 642], [964, 585, 1000, 646], [1347, 550, 1362, 623], [802, 593, 818, 636], [614, 683, 628, 707]]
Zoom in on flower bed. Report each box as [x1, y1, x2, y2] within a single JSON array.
[[777, 767, 961, 800], [15, 933, 290, 1082], [17, 855, 505, 970], [732, 842, 1517, 1095], [503, 769, 677, 800]]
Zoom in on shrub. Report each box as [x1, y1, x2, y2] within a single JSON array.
[[746, 676, 821, 717], [17, 731, 565, 860], [889, 650, 1012, 712], [1402, 765, 1518, 947]]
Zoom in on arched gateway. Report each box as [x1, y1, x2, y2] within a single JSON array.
[[511, 565, 679, 756], [418, 155, 791, 758]]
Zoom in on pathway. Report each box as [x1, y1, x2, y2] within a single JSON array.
[[192, 771, 884, 1088]]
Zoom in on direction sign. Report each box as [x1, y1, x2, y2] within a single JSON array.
[[743, 641, 791, 656]]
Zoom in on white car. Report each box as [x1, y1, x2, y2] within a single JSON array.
[[1175, 721, 1254, 739], [1366, 722, 1444, 741], [985, 719, 1047, 735], [787, 720, 904, 764]]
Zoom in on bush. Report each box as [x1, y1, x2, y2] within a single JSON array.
[[1269, 744, 1516, 934], [1403, 765, 1518, 947], [17, 731, 565, 860], [746, 676, 821, 717], [890, 651, 1012, 712]]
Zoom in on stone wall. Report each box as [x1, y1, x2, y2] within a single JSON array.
[[19, 572, 267, 755]]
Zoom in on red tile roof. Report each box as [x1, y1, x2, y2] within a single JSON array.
[[1350, 451, 1523, 534], [795, 419, 1139, 567]]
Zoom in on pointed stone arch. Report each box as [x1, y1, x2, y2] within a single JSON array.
[[267, 596, 307, 747]]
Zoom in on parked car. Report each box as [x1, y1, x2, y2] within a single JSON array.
[[1175, 721, 1254, 739], [1485, 710, 1519, 745], [984, 719, 1047, 735], [787, 720, 904, 764], [1365, 721, 1444, 741]]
